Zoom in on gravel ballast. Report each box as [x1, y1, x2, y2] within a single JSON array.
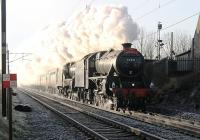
[[31, 89, 200, 140], [13, 90, 89, 140]]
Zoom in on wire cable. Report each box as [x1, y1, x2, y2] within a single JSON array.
[[162, 11, 200, 31], [132, 0, 151, 11], [135, 0, 177, 20], [133, 11, 200, 43]]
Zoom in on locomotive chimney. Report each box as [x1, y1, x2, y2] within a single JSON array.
[[122, 43, 132, 49]]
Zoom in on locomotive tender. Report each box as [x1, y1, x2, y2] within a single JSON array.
[[39, 43, 151, 110]]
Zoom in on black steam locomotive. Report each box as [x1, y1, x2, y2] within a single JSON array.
[[61, 43, 150, 110]]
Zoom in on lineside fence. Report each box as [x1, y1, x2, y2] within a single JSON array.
[[176, 57, 200, 73], [148, 57, 200, 77]]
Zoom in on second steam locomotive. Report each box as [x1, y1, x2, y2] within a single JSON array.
[[39, 43, 151, 111]]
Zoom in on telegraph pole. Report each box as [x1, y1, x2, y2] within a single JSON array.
[[170, 32, 174, 59], [157, 22, 162, 60], [1, 0, 7, 117]]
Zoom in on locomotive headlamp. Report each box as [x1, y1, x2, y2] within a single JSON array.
[[132, 83, 135, 87]]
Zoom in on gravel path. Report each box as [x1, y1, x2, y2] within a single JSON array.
[[13, 91, 90, 140]]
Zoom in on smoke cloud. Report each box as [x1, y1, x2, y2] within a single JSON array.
[[14, 5, 139, 85]]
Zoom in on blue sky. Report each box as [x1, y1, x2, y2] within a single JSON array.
[[7, 0, 200, 50]]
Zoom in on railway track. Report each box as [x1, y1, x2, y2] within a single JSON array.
[[19, 88, 200, 139], [125, 110, 200, 138], [17, 88, 163, 140]]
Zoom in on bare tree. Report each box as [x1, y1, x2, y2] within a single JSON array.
[[133, 28, 156, 59], [137, 28, 146, 54], [162, 31, 192, 57], [134, 29, 192, 59], [144, 33, 156, 59], [174, 31, 192, 54]]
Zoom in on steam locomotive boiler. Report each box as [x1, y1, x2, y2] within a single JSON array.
[[62, 43, 150, 111]]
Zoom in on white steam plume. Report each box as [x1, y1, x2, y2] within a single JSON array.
[[13, 5, 140, 85]]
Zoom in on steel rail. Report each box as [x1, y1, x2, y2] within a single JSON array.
[[125, 111, 200, 138], [24, 88, 200, 138], [47, 88, 200, 138], [19, 88, 165, 140], [19, 90, 109, 140]]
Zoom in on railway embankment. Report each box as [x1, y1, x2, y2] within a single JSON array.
[[151, 72, 200, 118]]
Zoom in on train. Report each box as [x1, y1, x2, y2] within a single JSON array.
[[37, 43, 152, 111]]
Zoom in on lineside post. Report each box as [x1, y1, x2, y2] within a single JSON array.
[[1, 0, 7, 117]]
